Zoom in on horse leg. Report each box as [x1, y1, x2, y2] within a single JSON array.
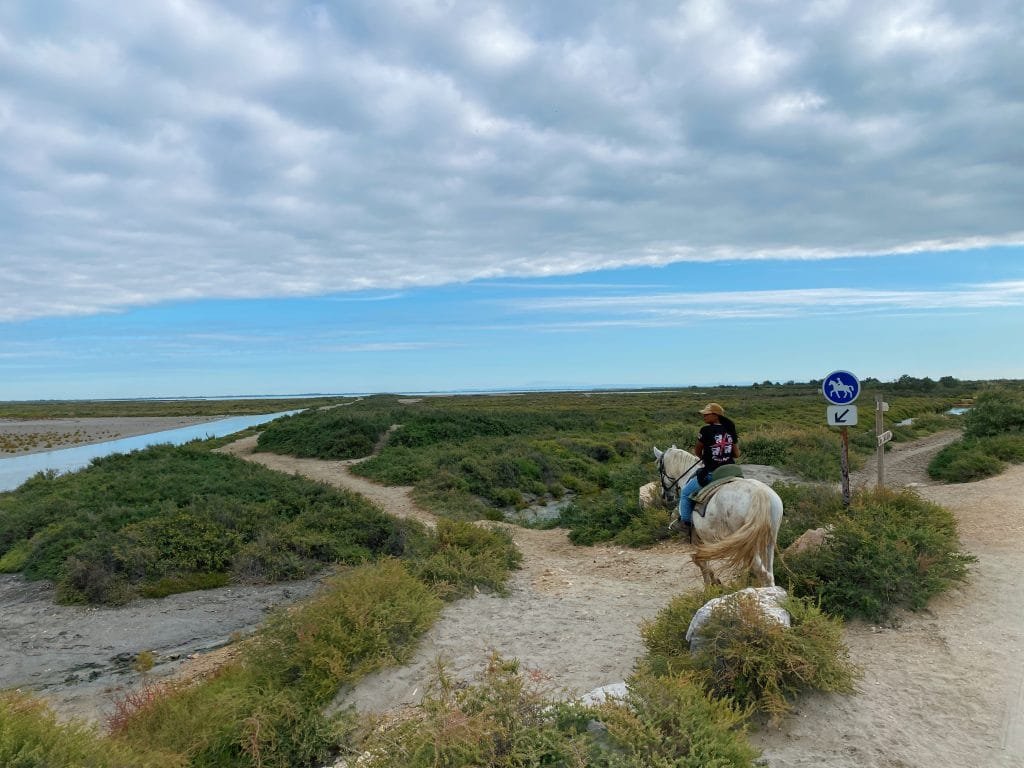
[[752, 552, 774, 587], [691, 553, 720, 586]]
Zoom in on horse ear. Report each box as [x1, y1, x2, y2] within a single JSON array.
[[653, 447, 663, 459]]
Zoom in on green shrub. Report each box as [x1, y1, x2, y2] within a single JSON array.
[[114, 560, 444, 767], [0, 445, 400, 604], [250, 559, 443, 703], [355, 655, 758, 768], [782, 488, 974, 620], [256, 410, 395, 459], [355, 655, 593, 767], [402, 519, 522, 599], [595, 672, 759, 767], [927, 439, 1004, 482], [964, 389, 1024, 438], [640, 587, 859, 722], [0, 692, 182, 768], [773, 482, 846, 550]]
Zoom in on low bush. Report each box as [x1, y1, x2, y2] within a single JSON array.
[[256, 409, 395, 459], [0, 445, 400, 604], [595, 672, 759, 767], [640, 586, 860, 723], [929, 433, 1024, 482], [0, 692, 182, 768], [773, 482, 846, 550], [401, 519, 522, 599], [112, 560, 443, 767], [963, 389, 1024, 438], [781, 488, 974, 621], [928, 389, 1024, 482], [355, 655, 758, 768]]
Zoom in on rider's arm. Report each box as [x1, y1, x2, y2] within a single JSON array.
[[693, 440, 704, 458], [733, 442, 740, 459]]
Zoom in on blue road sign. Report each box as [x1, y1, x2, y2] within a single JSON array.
[[822, 370, 860, 404]]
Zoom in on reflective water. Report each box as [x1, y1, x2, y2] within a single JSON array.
[[0, 410, 301, 493]]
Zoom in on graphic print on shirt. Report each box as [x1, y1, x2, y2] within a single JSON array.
[[710, 432, 734, 463]]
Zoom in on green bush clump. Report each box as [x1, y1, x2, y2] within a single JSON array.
[[773, 482, 845, 550], [0, 444, 400, 604], [782, 488, 974, 621], [595, 672, 759, 767], [963, 389, 1024, 438], [928, 389, 1024, 482], [256, 409, 395, 459], [104, 521, 522, 768], [0, 692, 181, 768], [640, 586, 860, 723], [355, 655, 758, 768], [401, 519, 522, 599], [110, 561, 441, 767]]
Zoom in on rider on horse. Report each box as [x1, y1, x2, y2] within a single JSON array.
[[673, 402, 740, 538]]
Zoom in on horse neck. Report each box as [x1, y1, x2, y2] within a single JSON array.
[[666, 449, 699, 477]]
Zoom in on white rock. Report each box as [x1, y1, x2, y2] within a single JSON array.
[[579, 681, 629, 706], [686, 587, 791, 653]]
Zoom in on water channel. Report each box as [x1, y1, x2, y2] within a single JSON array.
[[0, 410, 301, 493]]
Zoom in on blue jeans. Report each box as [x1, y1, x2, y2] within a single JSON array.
[[678, 475, 702, 523]]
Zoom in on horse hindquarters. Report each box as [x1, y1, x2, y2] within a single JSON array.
[[692, 484, 776, 586]]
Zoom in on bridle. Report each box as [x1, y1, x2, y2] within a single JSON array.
[[657, 451, 701, 504]]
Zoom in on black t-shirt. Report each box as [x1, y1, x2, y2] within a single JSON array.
[[698, 423, 737, 471]]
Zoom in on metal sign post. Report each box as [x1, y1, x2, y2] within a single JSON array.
[[823, 370, 860, 508]]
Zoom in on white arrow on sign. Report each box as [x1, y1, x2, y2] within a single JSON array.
[[877, 430, 893, 446], [827, 405, 858, 426]]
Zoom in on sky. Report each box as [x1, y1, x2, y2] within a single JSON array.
[[1, 0, 1022, 400]]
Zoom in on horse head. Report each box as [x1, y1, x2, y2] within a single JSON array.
[[652, 445, 700, 504]]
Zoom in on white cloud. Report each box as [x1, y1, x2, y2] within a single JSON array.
[[0, 0, 1021, 322], [510, 280, 1024, 325]]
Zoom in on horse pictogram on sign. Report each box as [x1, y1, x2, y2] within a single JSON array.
[[822, 370, 860, 405]]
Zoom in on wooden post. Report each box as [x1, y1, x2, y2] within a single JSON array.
[[875, 393, 885, 488], [840, 426, 850, 507]]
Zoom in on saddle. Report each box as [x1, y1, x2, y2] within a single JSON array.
[[691, 465, 745, 515]]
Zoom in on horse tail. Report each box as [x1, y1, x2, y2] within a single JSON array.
[[693, 484, 774, 580]]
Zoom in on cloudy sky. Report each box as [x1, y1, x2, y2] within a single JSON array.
[[1, 0, 1022, 399]]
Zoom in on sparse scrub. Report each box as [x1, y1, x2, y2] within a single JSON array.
[[782, 487, 974, 620], [640, 586, 860, 723], [773, 482, 846, 550], [110, 549, 516, 768], [0, 444, 399, 603], [0, 691, 182, 768], [355, 655, 758, 768], [929, 389, 1024, 482]]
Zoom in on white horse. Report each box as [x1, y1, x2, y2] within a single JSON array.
[[651, 446, 784, 587]]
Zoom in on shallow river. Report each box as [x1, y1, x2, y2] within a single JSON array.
[[0, 410, 300, 492]]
